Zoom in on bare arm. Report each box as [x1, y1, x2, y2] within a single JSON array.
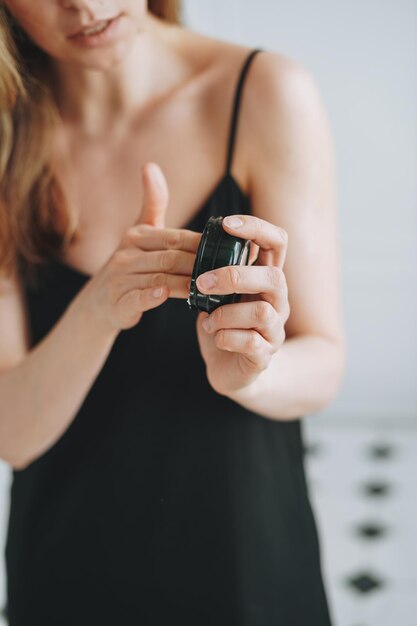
[[188, 52, 345, 418], [227, 53, 346, 419], [0, 270, 119, 470], [0, 163, 198, 470]]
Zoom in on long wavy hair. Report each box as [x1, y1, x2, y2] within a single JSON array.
[[0, 0, 182, 279]]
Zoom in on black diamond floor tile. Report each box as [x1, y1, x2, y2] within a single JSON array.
[[361, 481, 392, 497], [354, 521, 389, 540], [367, 443, 396, 460], [345, 571, 386, 594]]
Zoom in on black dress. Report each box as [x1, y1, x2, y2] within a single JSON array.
[[5, 49, 333, 626]]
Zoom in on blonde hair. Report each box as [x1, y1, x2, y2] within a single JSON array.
[[0, 1, 182, 279]]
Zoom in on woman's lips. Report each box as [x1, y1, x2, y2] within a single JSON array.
[[74, 19, 112, 37], [68, 14, 123, 47]]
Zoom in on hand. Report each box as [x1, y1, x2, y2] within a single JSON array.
[[195, 215, 290, 397], [81, 162, 201, 332]]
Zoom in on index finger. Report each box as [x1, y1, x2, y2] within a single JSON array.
[[222, 215, 288, 269], [129, 224, 202, 254]]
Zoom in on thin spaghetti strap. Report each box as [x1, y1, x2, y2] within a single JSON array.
[[225, 48, 263, 175]]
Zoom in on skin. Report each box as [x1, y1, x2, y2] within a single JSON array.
[[0, 0, 346, 468]]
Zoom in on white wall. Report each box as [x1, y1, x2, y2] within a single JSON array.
[[183, 0, 417, 422]]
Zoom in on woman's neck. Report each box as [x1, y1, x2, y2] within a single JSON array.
[[50, 14, 184, 138]]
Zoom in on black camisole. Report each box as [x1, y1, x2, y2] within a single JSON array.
[[5, 49, 333, 626]]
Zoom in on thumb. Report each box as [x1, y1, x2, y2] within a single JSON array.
[[135, 162, 169, 228]]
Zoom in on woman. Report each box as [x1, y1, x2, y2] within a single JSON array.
[[0, 1, 345, 624]]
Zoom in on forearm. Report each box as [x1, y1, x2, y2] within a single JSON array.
[[227, 334, 346, 421], [0, 286, 119, 470]]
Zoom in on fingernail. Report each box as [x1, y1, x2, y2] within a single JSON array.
[[197, 272, 217, 289], [223, 216, 243, 228], [152, 287, 163, 298], [147, 162, 160, 176], [147, 163, 164, 188], [202, 316, 212, 332]]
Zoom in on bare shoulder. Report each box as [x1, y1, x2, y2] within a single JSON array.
[[176, 28, 332, 186], [243, 48, 321, 104], [179, 26, 325, 129], [241, 50, 335, 177], [228, 49, 342, 345]]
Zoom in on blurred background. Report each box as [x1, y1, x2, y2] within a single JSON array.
[[0, 1, 416, 624]]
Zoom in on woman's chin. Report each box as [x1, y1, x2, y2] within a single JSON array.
[[75, 42, 134, 71], [61, 36, 136, 72]]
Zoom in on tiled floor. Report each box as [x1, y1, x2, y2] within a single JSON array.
[[0, 416, 415, 625], [303, 416, 417, 626]]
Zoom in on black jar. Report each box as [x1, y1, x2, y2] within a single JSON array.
[[187, 216, 252, 314]]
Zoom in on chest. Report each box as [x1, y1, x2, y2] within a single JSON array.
[[55, 127, 214, 233], [51, 98, 232, 271]]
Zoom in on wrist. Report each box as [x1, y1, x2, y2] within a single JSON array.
[[226, 371, 265, 406], [70, 282, 120, 345]]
